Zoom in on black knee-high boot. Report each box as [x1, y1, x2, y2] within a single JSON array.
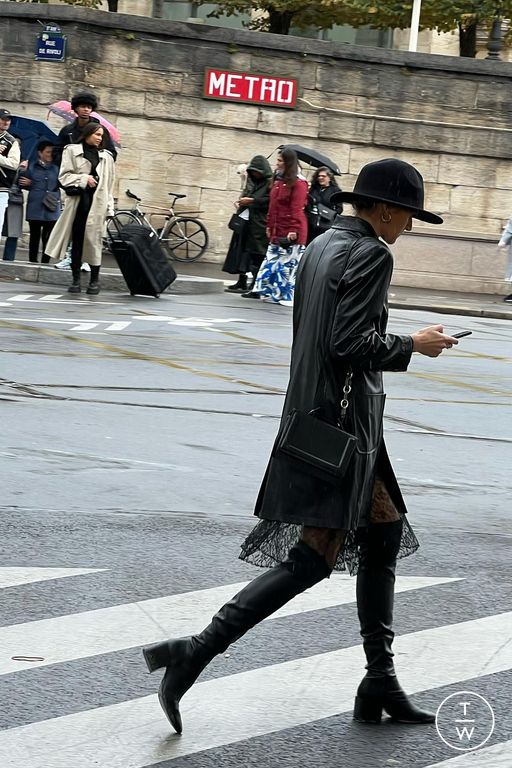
[[143, 541, 331, 734], [353, 519, 434, 724]]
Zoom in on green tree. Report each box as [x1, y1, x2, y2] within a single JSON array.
[[202, 0, 511, 56], [339, 0, 511, 57]]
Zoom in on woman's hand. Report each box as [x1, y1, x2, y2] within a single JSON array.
[[411, 325, 458, 357], [86, 176, 97, 188], [286, 232, 297, 242], [18, 177, 31, 187], [265, 227, 271, 240], [239, 197, 254, 206]]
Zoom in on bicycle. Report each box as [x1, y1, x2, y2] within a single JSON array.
[[106, 189, 209, 263]]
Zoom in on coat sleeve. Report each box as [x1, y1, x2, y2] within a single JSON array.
[[0, 140, 20, 171], [58, 147, 89, 191], [287, 179, 308, 232], [330, 238, 413, 372]]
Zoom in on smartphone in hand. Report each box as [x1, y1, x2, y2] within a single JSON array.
[[452, 331, 472, 339]]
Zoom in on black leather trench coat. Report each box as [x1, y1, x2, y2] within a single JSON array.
[[254, 216, 414, 530]]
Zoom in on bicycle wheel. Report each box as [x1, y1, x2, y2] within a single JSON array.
[[106, 210, 144, 240], [160, 217, 209, 262]]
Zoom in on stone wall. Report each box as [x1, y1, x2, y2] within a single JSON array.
[[1, 3, 512, 293]]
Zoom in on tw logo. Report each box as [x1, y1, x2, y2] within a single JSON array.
[[436, 691, 495, 752]]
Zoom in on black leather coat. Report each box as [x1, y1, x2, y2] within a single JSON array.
[[255, 216, 414, 530]]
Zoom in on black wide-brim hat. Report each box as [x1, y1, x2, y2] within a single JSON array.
[[331, 158, 443, 225]]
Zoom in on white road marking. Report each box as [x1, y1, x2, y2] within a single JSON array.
[[105, 321, 131, 331], [6, 295, 120, 306], [0, 576, 458, 675], [68, 323, 100, 332], [0, 317, 132, 333], [0, 567, 108, 590], [1, 609, 511, 768], [0, 302, 12, 306], [425, 740, 512, 767]]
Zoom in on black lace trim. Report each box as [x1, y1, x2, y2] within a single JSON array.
[[239, 514, 419, 576]]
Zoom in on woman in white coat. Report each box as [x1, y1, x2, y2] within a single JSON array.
[[46, 123, 115, 295]]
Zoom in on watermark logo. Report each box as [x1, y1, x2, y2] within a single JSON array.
[[436, 691, 495, 752]]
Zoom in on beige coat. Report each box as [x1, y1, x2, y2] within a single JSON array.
[[46, 144, 115, 266]]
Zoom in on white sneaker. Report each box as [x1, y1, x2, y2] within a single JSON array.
[[81, 262, 91, 272], [54, 255, 71, 270], [279, 299, 294, 308]]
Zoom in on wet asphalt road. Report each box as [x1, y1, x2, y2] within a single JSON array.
[[1, 279, 511, 768]]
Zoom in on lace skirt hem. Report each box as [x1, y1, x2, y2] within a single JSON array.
[[239, 514, 419, 576]]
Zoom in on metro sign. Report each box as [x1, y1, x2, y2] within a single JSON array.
[[204, 68, 298, 108]]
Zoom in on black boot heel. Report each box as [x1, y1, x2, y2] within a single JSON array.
[[353, 694, 383, 724], [142, 641, 171, 673]]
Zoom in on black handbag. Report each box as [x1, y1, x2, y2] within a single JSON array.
[[42, 192, 59, 212], [62, 185, 83, 197], [228, 213, 248, 235], [276, 371, 357, 483], [317, 203, 337, 227], [8, 170, 23, 205]]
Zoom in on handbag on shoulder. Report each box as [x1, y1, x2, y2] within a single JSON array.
[[276, 371, 357, 484], [228, 212, 248, 235], [42, 192, 59, 212]]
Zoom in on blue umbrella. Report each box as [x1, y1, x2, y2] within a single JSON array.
[[9, 116, 58, 162]]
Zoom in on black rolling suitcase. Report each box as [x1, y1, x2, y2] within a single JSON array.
[[109, 223, 177, 297]]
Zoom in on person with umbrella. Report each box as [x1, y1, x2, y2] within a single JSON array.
[[0, 108, 21, 245], [18, 140, 61, 263], [306, 166, 343, 244], [53, 91, 117, 166]]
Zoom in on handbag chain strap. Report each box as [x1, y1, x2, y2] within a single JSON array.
[[339, 369, 353, 424]]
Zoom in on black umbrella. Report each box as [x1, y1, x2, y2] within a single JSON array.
[[278, 144, 341, 175]]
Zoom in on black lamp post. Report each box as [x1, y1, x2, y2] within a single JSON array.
[[486, 5, 503, 59]]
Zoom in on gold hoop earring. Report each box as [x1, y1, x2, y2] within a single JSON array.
[[381, 213, 392, 224]]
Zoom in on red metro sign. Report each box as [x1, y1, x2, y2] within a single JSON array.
[[203, 68, 298, 109]]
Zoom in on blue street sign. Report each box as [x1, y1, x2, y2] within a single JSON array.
[[35, 26, 66, 62]]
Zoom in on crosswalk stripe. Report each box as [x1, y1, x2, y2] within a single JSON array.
[[1, 610, 511, 768], [0, 575, 458, 675], [105, 321, 131, 331], [40, 294, 63, 301], [68, 322, 99, 331], [425, 740, 512, 766], [8, 294, 33, 301], [0, 567, 108, 590]]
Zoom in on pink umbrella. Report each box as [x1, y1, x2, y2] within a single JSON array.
[[47, 100, 122, 147]]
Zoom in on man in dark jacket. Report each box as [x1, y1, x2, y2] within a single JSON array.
[[53, 91, 117, 165]]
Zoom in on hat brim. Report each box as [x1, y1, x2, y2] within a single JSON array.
[[331, 191, 443, 225]]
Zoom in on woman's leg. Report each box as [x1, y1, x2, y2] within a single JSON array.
[[69, 195, 92, 292], [144, 526, 344, 734], [354, 479, 434, 724], [2, 237, 17, 261], [40, 222, 55, 264], [28, 221, 42, 263], [86, 264, 101, 294]]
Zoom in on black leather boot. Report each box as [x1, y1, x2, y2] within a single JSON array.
[[353, 520, 434, 724], [143, 541, 331, 734], [225, 274, 248, 293], [68, 269, 81, 293]]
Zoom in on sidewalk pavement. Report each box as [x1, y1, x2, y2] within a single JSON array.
[[1, 248, 511, 320]]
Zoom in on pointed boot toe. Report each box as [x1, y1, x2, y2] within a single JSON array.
[[159, 670, 183, 735], [144, 637, 212, 734]]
